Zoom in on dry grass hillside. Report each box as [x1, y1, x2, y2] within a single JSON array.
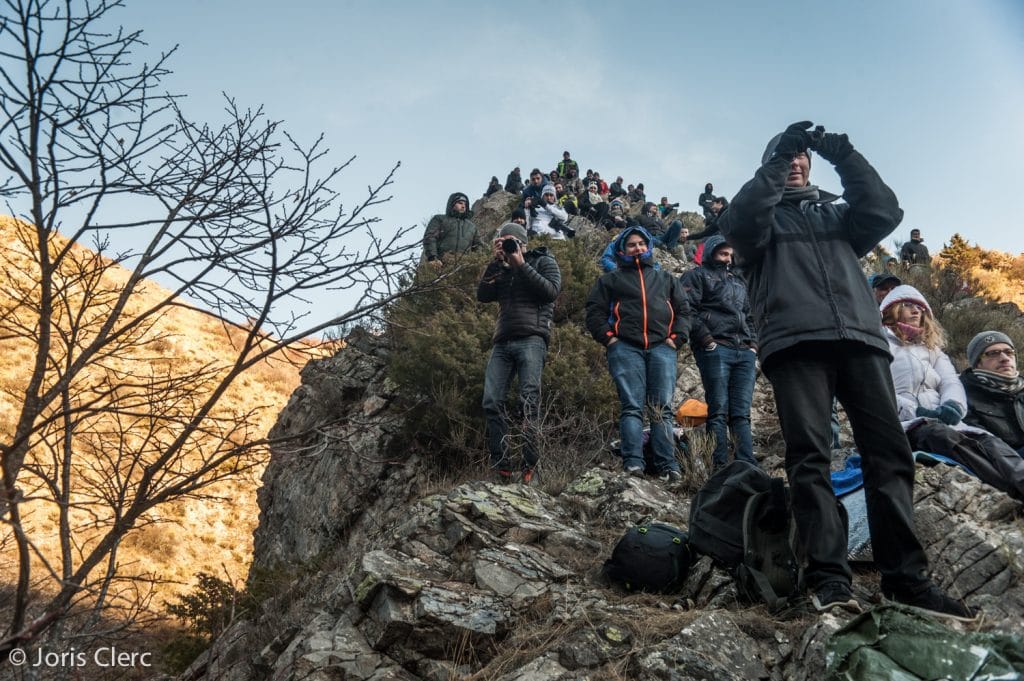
[[0, 216, 315, 604]]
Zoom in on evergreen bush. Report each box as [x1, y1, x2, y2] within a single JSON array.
[[386, 236, 619, 473]]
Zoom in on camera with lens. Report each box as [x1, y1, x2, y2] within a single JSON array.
[[502, 238, 520, 254]]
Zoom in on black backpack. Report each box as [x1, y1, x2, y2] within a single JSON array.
[[688, 461, 803, 609], [603, 523, 692, 593]]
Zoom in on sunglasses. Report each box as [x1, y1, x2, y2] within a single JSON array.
[[982, 348, 1016, 359]]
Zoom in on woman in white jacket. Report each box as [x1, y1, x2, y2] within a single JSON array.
[[880, 285, 1024, 501]]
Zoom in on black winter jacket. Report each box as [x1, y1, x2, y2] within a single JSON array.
[[718, 150, 903, 364], [505, 170, 524, 194], [680, 255, 757, 351], [585, 227, 690, 349], [900, 239, 930, 264], [477, 248, 561, 345], [960, 369, 1024, 450]]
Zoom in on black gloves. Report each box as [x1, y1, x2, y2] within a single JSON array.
[[773, 121, 814, 157], [812, 132, 855, 164]]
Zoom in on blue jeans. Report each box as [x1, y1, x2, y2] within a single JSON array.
[[694, 344, 757, 467], [482, 336, 546, 470], [653, 220, 683, 250], [607, 340, 679, 473]]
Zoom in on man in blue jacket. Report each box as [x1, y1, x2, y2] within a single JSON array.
[[719, 121, 973, 620], [586, 227, 690, 481]]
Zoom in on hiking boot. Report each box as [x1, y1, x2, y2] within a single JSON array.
[[658, 470, 683, 483], [625, 465, 644, 478], [521, 467, 540, 487], [494, 469, 515, 484], [811, 581, 862, 614], [882, 582, 978, 622]]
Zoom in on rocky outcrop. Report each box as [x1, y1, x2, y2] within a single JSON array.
[[178, 331, 1024, 681]]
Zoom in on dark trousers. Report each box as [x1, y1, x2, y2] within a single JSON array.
[[909, 421, 1024, 501], [763, 341, 929, 592], [482, 336, 546, 470]]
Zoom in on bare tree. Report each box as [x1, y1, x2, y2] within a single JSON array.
[[0, 0, 430, 656]]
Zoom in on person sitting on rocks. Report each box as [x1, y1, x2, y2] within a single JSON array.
[[629, 182, 646, 204], [961, 330, 1024, 456], [600, 197, 629, 232], [579, 182, 609, 224], [880, 285, 1024, 501], [609, 176, 627, 199], [505, 167, 524, 194], [485, 176, 502, 197], [658, 196, 679, 218], [637, 202, 683, 251], [565, 167, 584, 195], [422, 192, 481, 266], [521, 168, 546, 209], [594, 172, 609, 196], [510, 207, 528, 228], [868, 272, 902, 305], [681, 235, 759, 472], [555, 182, 579, 216], [679, 227, 697, 262], [529, 184, 571, 239], [586, 226, 690, 482]]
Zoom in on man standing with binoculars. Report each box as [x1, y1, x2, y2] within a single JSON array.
[[477, 223, 561, 484]]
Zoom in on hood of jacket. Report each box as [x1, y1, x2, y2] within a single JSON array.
[[446, 192, 474, 219], [701, 234, 730, 269], [614, 226, 654, 268]]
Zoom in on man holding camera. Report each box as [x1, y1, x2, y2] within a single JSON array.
[[719, 121, 973, 619], [477, 223, 562, 484]]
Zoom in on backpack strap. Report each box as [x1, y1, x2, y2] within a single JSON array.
[[736, 563, 788, 611]]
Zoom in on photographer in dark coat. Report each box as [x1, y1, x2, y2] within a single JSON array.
[[477, 223, 562, 484], [719, 120, 973, 620]]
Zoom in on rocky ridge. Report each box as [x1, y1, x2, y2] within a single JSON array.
[[175, 318, 1024, 681]]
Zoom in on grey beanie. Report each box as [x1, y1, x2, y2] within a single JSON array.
[[967, 330, 1014, 368], [498, 222, 528, 243]]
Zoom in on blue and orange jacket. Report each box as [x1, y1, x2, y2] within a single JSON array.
[[585, 227, 690, 349]]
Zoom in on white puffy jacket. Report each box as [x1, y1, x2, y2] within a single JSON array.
[[885, 327, 986, 434]]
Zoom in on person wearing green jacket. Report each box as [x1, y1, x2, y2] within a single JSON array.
[[423, 192, 481, 266]]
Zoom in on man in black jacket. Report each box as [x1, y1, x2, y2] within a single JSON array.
[[719, 121, 973, 620], [477, 223, 562, 484], [585, 226, 690, 481], [681, 235, 758, 471], [900, 228, 931, 265], [962, 330, 1024, 455]]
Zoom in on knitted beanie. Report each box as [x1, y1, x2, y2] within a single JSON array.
[[967, 330, 1014, 368], [498, 222, 529, 243], [879, 284, 931, 316]]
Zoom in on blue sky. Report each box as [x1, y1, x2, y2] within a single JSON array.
[[114, 1, 1022, 314]]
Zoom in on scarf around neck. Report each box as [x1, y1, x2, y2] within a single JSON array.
[[782, 184, 820, 203], [972, 369, 1024, 394]]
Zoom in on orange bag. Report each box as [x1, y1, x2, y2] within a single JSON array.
[[675, 398, 708, 427]]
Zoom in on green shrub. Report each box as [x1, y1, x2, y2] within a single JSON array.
[[386, 235, 618, 472]]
